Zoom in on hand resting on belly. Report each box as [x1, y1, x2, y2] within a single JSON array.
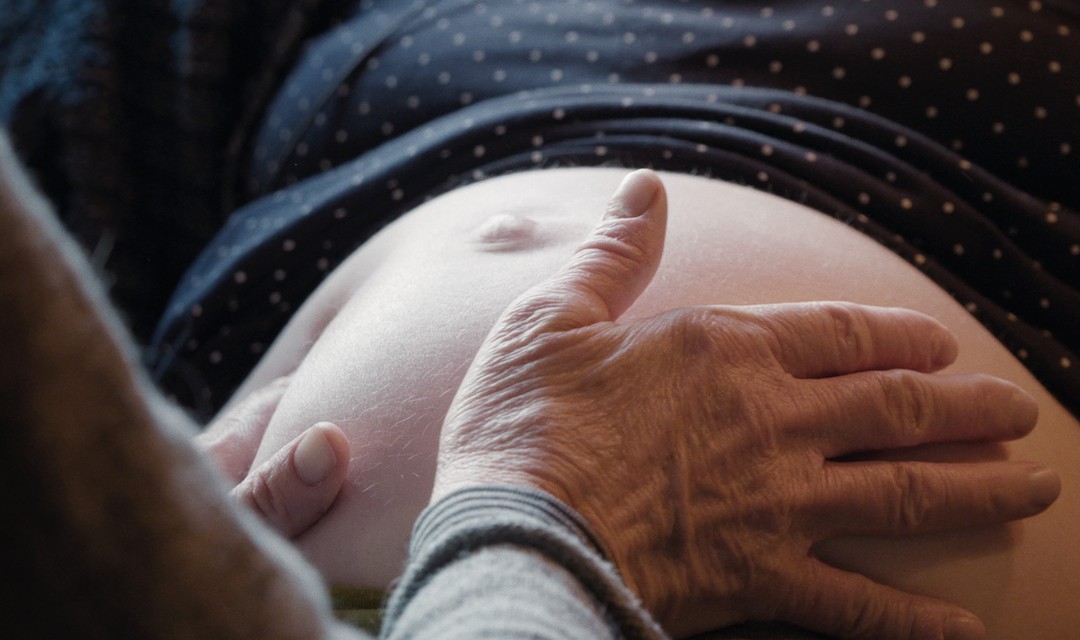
[[232, 168, 1079, 639]]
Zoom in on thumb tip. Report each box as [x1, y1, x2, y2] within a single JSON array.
[[608, 169, 663, 219], [294, 423, 342, 486]]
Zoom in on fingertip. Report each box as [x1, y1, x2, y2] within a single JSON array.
[[1009, 387, 1040, 437], [932, 325, 960, 369], [606, 169, 663, 220], [897, 308, 959, 371], [944, 612, 986, 640], [535, 169, 668, 327], [312, 420, 349, 449], [877, 307, 959, 372], [1027, 466, 1062, 512], [901, 309, 958, 372], [317, 421, 352, 477], [293, 422, 347, 486]]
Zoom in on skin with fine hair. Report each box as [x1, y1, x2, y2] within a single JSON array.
[[432, 170, 1056, 639], [2, 133, 1060, 640], [213, 169, 1061, 640]]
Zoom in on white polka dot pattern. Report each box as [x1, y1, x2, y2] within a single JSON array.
[[250, 0, 1077, 210], [149, 0, 1079, 421]]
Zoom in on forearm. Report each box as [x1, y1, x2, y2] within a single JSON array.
[[382, 486, 666, 640], [0, 132, 348, 639]]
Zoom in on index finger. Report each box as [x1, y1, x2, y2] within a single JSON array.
[[752, 302, 959, 378]]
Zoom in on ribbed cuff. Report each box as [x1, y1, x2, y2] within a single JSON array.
[[409, 485, 613, 563], [382, 485, 666, 640]]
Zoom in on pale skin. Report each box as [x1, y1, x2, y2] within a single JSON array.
[[202, 169, 1070, 640], [198, 376, 352, 538], [4, 120, 1061, 639]]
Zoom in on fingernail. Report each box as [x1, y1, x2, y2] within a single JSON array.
[[1028, 467, 1061, 509], [608, 170, 659, 219], [944, 613, 984, 640], [294, 425, 337, 486]]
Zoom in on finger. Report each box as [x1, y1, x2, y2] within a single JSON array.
[[752, 302, 959, 378], [195, 376, 292, 483], [501, 169, 668, 334], [233, 421, 350, 538], [810, 460, 1060, 538], [801, 371, 1038, 457], [773, 559, 986, 640]]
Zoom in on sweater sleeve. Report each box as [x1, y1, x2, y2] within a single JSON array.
[[378, 485, 668, 640]]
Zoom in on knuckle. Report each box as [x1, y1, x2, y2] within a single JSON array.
[[676, 308, 723, 356], [691, 308, 777, 358], [754, 314, 793, 368], [880, 370, 935, 440], [839, 596, 888, 639], [819, 302, 873, 364], [668, 308, 774, 372], [586, 220, 651, 268], [495, 294, 581, 347], [888, 464, 935, 531], [842, 597, 922, 640], [501, 294, 560, 332], [248, 472, 290, 526]]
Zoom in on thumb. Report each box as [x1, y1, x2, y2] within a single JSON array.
[[233, 422, 350, 538], [513, 169, 668, 333]]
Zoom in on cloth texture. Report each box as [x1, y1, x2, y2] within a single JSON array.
[[379, 485, 824, 640], [5, 4, 1072, 640], [331, 585, 386, 635], [0, 0, 346, 340], [380, 485, 666, 640], [151, 0, 1079, 420]]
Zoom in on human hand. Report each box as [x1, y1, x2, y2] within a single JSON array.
[[434, 170, 1060, 639], [196, 377, 350, 538]]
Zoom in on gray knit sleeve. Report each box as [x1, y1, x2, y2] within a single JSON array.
[[379, 485, 667, 640]]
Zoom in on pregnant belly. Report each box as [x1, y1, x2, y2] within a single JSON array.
[[243, 168, 1079, 639]]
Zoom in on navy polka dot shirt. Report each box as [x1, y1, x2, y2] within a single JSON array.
[[152, 0, 1079, 420]]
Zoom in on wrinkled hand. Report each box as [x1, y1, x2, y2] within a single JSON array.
[[434, 170, 1060, 640], [196, 377, 350, 538]]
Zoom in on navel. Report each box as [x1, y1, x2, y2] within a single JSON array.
[[469, 213, 543, 252]]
